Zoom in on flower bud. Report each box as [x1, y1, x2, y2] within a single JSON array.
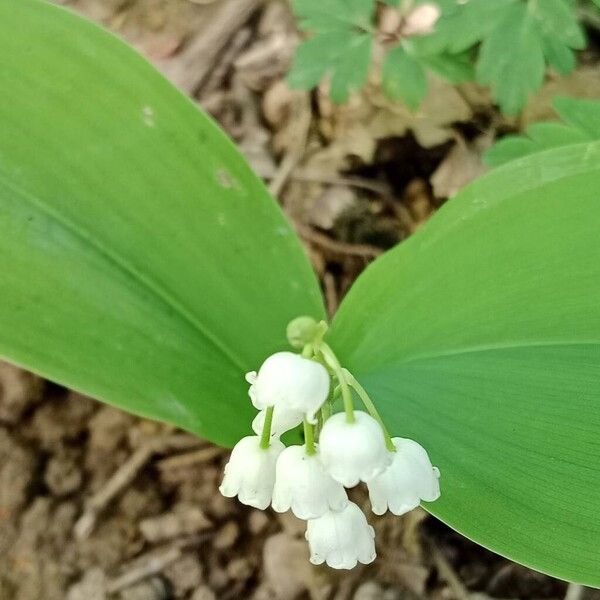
[[305, 502, 376, 569], [248, 352, 330, 423], [367, 437, 440, 516], [319, 411, 392, 487], [272, 445, 348, 519], [286, 316, 319, 349], [219, 436, 284, 510], [401, 3, 441, 37]]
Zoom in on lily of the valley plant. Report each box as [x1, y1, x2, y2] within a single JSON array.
[[1, 0, 599, 588], [220, 317, 440, 569]]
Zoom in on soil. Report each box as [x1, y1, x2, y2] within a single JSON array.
[[2, 1, 600, 599], [0, 373, 585, 600]]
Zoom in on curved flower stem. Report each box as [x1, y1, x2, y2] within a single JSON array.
[[343, 369, 395, 453], [301, 343, 314, 358], [317, 342, 355, 424], [304, 419, 317, 456], [259, 405, 274, 450]]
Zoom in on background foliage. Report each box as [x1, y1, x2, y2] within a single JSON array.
[[485, 96, 600, 166], [288, 0, 587, 114], [0, 0, 599, 590]]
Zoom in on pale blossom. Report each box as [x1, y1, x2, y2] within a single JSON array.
[[319, 411, 392, 487], [368, 437, 440, 516], [305, 502, 376, 569], [272, 445, 347, 519], [219, 435, 284, 510], [245, 352, 330, 422]]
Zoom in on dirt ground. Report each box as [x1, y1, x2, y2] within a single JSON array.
[[1, 1, 600, 599]]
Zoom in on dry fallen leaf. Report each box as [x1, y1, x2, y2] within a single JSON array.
[[430, 134, 491, 199]]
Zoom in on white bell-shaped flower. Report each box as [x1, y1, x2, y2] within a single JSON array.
[[368, 437, 440, 516], [246, 352, 330, 422], [305, 501, 376, 569], [319, 411, 392, 487], [252, 407, 304, 438], [219, 435, 284, 510], [272, 445, 348, 519]]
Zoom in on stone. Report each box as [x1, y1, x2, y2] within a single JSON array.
[[263, 533, 312, 600]]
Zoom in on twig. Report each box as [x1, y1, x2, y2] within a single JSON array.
[[156, 445, 224, 470], [201, 27, 252, 97], [565, 583, 584, 600], [323, 271, 339, 318], [290, 171, 393, 197], [74, 431, 203, 539], [106, 534, 212, 593], [106, 547, 182, 593], [295, 223, 383, 259], [268, 95, 312, 198], [430, 543, 469, 600], [74, 443, 155, 540], [164, 0, 263, 95], [159, 433, 207, 450], [391, 199, 417, 233]]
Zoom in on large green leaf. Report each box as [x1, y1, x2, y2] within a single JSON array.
[[329, 142, 600, 585], [485, 97, 600, 167], [0, 0, 325, 446]]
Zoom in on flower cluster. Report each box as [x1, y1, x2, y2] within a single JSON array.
[[219, 317, 440, 569]]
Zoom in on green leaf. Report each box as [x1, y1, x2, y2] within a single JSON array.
[[530, 0, 586, 49], [288, 0, 374, 101], [382, 45, 427, 110], [485, 96, 600, 166], [329, 141, 600, 585], [414, 0, 583, 115], [556, 95, 600, 135], [476, 2, 545, 116], [287, 31, 357, 91], [329, 34, 373, 103], [417, 51, 475, 84], [541, 34, 576, 74], [293, 0, 374, 32], [411, 0, 518, 55], [0, 0, 325, 447]]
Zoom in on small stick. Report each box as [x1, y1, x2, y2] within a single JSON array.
[[295, 223, 383, 259], [156, 445, 224, 470], [74, 443, 155, 540], [165, 0, 263, 95], [105, 547, 182, 594], [157, 433, 207, 451], [201, 27, 252, 97], [74, 431, 203, 539], [430, 543, 469, 600], [565, 583, 584, 600], [105, 533, 211, 593], [323, 271, 338, 318], [289, 171, 393, 197], [268, 95, 311, 198]]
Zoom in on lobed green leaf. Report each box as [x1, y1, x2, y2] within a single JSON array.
[[382, 45, 427, 110], [485, 96, 600, 166], [476, 2, 546, 116], [288, 0, 374, 102]]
